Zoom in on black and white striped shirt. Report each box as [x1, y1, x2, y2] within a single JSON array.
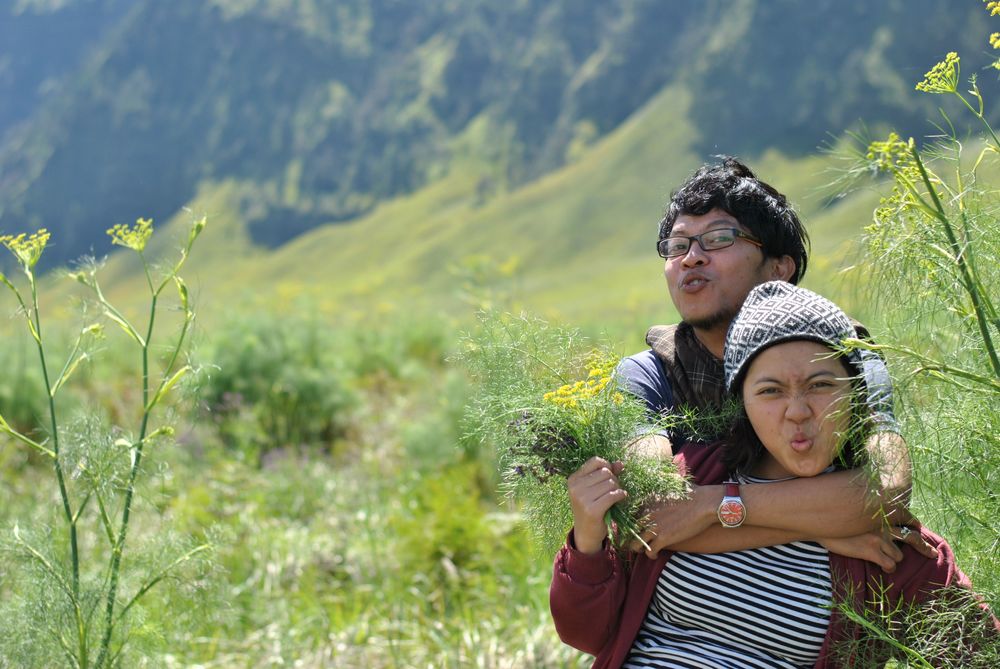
[[623, 476, 833, 668]]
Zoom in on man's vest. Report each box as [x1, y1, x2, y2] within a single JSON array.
[[645, 322, 725, 415], [646, 319, 873, 415]]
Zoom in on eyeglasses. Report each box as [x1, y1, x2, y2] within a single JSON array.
[[657, 228, 763, 259]]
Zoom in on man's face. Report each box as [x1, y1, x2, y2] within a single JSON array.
[[664, 208, 784, 333]]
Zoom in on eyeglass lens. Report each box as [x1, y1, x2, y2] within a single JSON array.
[[660, 229, 739, 257]]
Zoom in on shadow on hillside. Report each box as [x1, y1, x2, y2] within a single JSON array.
[[245, 205, 370, 248]]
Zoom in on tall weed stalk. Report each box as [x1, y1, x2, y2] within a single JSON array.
[[0, 217, 209, 667], [833, 10, 1000, 663]]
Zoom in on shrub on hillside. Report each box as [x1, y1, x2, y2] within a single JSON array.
[[200, 314, 357, 463], [349, 315, 450, 386]]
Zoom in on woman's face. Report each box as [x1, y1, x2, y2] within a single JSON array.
[[741, 340, 853, 479]]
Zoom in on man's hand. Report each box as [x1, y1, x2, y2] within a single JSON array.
[[819, 531, 902, 572], [567, 457, 627, 554], [819, 523, 938, 572], [628, 483, 718, 557]]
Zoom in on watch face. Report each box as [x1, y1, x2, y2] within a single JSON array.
[[719, 500, 745, 527]]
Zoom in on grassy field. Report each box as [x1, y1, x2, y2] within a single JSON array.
[[1, 295, 995, 666], [3, 62, 997, 667]]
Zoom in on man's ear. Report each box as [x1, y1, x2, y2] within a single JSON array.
[[769, 255, 796, 281]]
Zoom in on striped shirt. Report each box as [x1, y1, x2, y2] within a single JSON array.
[[623, 476, 833, 668]]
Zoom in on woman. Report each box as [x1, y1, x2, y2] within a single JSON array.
[[550, 281, 996, 668]]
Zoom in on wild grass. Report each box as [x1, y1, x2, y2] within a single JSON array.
[[0, 300, 596, 666], [3, 269, 997, 668], [827, 26, 1000, 663], [172, 314, 588, 667], [0, 218, 211, 668]]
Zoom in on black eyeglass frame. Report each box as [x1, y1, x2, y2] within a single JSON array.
[[656, 228, 763, 259]]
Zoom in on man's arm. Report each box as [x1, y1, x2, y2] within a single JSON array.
[[857, 346, 913, 520], [636, 468, 879, 551], [867, 430, 912, 523], [632, 431, 925, 556], [665, 524, 915, 572]]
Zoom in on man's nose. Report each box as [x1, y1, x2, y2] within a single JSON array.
[[680, 241, 709, 266]]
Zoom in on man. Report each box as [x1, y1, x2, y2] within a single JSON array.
[[615, 157, 928, 567]]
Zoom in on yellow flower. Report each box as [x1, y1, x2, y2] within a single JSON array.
[[866, 133, 915, 174], [991, 33, 1000, 49], [107, 218, 154, 252], [989, 1, 1000, 17], [915, 52, 960, 94], [0, 229, 50, 269], [542, 353, 625, 411]]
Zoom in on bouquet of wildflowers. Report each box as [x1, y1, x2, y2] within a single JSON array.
[[461, 312, 687, 556]]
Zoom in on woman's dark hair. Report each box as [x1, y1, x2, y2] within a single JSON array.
[[658, 156, 810, 284], [722, 349, 871, 477]]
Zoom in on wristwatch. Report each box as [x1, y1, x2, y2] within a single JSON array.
[[717, 482, 746, 528]]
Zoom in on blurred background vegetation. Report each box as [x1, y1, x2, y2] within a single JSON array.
[[0, 0, 997, 666]]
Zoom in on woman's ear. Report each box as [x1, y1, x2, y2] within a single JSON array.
[[769, 255, 796, 281]]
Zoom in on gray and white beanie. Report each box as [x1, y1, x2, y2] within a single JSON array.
[[724, 281, 862, 393]]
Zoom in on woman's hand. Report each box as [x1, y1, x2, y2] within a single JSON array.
[[568, 457, 626, 554]]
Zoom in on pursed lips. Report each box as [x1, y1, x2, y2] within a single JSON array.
[[679, 272, 710, 291], [789, 432, 813, 452]]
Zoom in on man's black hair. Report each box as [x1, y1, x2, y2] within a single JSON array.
[[658, 156, 810, 284]]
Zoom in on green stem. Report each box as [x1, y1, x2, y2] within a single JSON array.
[[955, 90, 1000, 155], [0, 418, 56, 457], [114, 544, 210, 626], [843, 339, 1000, 392], [27, 275, 87, 665], [953, 138, 1000, 331], [908, 145, 1000, 379], [956, 207, 998, 324], [94, 293, 158, 669], [837, 604, 934, 668]]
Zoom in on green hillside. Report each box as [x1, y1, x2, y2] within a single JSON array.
[[90, 82, 885, 353], [2, 0, 989, 270]]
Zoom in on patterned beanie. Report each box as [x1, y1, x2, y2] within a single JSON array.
[[724, 281, 862, 393]]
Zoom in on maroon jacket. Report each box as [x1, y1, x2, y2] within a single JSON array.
[[550, 442, 997, 669]]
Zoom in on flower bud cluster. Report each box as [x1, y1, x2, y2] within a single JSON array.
[[915, 52, 959, 94], [543, 354, 623, 408], [107, 218, 154, 252], [866, 133, 915, 174], [0, 229, 50, 269]]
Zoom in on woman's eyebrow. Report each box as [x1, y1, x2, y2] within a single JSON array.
[[750, 370, 839, 385]]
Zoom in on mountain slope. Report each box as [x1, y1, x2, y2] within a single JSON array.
[[1, 0, 990, 269], [89, 82, 887, 352]]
